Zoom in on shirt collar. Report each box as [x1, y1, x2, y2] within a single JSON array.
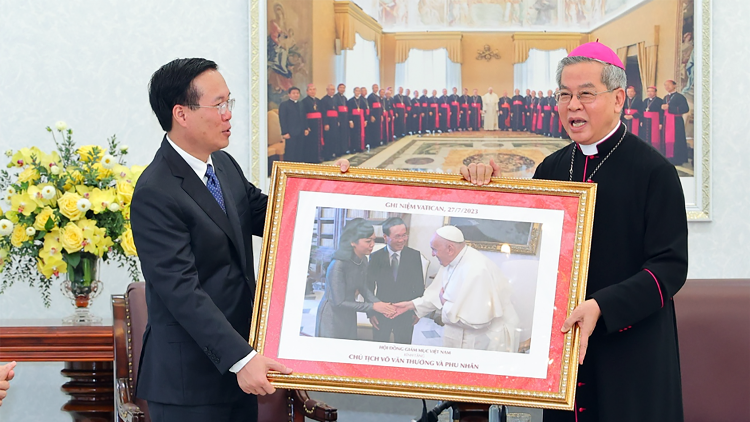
[[386, 245, 401, 258], [578, 122, 622, 156], [166, 134, 213, 184]]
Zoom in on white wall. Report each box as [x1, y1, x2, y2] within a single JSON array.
[[0, 0, 748, 421]]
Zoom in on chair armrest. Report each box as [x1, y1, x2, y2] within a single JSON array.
[[293, 389, 337, 421], [116, 378, 146, 422]]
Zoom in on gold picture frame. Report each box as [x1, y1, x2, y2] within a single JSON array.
[[250, 163, 596, 410]]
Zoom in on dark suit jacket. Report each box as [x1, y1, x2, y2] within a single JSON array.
[[131, 138, 266, 405], [278, 99, 305, 137], [367, 246, 424, 305]]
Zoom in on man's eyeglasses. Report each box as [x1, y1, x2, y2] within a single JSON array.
[[388, 234, 408, 241], [189, 98, 235, 115], [555, 89, 614, 104]]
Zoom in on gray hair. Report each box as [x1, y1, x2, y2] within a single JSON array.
[[556, 56, 627, 91]]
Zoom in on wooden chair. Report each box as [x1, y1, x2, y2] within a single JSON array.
[[113, 282, 337, 422]]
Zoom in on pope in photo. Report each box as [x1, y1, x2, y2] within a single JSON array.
[[393, 226, 520, 353]]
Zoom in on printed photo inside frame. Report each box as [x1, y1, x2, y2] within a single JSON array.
[[250, 162, 596, 410]]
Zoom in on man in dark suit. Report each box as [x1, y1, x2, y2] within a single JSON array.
[[131, 58, 306, 422], [278, 86, 306, 162], [366, 217, 425, 344]]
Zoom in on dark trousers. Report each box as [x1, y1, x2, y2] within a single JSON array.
[[372, 312, 415, 344], [149, 394, 258, 422]]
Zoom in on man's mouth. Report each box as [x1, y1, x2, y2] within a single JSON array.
[[569, 118, 587, 129]]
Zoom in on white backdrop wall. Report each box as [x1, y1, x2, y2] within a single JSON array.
[[0, 0, 748, 421]]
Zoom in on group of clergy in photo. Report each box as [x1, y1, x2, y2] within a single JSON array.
[[620, 81, 691, 166], [276, 79, 691, 168], [313, 217, 522, 354]]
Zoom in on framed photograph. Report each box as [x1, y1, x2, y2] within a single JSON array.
[[250, 163, 596, 410]]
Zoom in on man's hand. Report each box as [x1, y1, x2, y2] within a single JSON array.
[[391, 301, 416, 318], [349, 121, 354, 128], [282, 133, 291, 140], [661, 104, 669, 110], [334, 159, 350, 172], [304, 129, 310, 136], [561, 299, 601, 365], [460, 159, 500, 185], [236, 354, 292, 396], [624, 115, 633, 120], [371, 116, 376, 122], [324, 125, 330, 131], [0, 361, 17, 407], [659, 124, 663, 130], [369, 315, 380, 330]]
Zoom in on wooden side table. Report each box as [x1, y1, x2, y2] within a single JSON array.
[[0, 319, 114, 422]]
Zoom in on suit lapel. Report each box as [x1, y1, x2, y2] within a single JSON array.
[[214, 160, 249, 278], [161, 139, 244, 269]]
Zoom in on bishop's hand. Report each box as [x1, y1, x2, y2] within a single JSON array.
[[460, 159, 500, 185]]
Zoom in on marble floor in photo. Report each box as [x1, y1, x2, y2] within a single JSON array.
[[325, 130, 695, 178]]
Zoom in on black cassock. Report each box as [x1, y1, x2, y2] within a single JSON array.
[[320, 94, 339, 159], [538, 123, 687, 422], [469, 95, 482, 131], [525, 95, 534, 131], [641, 96, 664, 152], [301, 96, 323, 163], [410, 95, 422, 134], [449, 94, 461, 130], [541, 97, 553, 135], [459, 95, 471, 130], [498, 96, 512, 131], [367, 93, 384, 145], [548, 97, 563, 138], [382, 97, 393, 143], [428, 96, 440, 132], [334, 93, 350, 156], [511, 95, 525, 131], [438, 95, 451, 132], [393, 94, 407, 138], [621, 96, 644, 138], [277, 99, 305, 163], [662, 92, 690, 165], [348, 96, 366, 153]]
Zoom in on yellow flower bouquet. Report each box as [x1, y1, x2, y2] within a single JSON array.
[[0, 122, 142, 307]]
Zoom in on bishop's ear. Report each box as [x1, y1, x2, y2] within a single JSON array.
[[613, 87, 627, 113]]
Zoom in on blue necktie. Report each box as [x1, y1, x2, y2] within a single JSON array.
[[205, 164, 226, 213]]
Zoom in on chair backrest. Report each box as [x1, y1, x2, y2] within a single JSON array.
[[114, 282, 314, 422], [268, 109, 282, 146], [674, 279, 750, 421]]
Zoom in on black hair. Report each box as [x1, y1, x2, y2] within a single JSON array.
[[148, 58, 218, 132], [338, 218, 375, 250], [288, 86, 300, 94], [381, 217, 406, 236]]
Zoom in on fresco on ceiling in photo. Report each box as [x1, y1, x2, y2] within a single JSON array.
[[348, 0, 650, 32]]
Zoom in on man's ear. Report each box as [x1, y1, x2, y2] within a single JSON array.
[[173, 104, 189, 129], [613, 88, 626, 113]]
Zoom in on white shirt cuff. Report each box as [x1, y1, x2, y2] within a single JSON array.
[[229, 351, 257, 373]]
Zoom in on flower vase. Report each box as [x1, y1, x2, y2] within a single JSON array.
[[60, 252, 103, 325]]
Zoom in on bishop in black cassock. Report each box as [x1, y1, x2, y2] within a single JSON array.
[[661, 80, 690, 166], [621, 86, 644, 138], [641, 86, 664, 152]]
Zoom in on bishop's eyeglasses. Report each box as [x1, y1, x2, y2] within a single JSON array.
[[555, 89, 614, 104]]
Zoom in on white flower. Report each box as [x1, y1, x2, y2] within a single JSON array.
[[0, 219, 13, 236], [119, 145, 129, 153], [41, 186, 56, 200], [76, 198, 92, 213], [55, 121, 68, 131], [25, 227, 36, 236], [107, 202, 120, 212], [6, 186, 15, 195], [101, 154, 116, 169], [4, 150, 12, 157], [49, 165, 61, 175]]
